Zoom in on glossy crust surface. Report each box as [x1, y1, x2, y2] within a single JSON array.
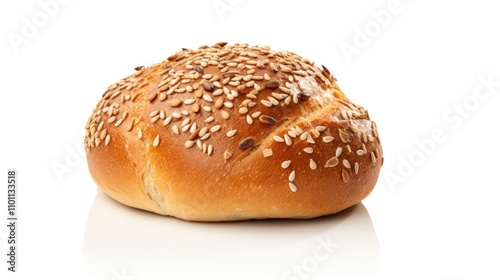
[[84, 43, 383, 221]]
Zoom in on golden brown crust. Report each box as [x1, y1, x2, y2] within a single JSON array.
[[84, 43, 383, 221]]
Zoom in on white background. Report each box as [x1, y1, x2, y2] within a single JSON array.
[[1, 0, 499, 279]]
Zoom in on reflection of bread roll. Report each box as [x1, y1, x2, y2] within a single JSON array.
[[84, 42, 383, 221]]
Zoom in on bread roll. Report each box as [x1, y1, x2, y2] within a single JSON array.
[[84, 42, 383, 221]]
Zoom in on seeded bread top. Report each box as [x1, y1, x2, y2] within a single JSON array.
[[84, 42, 382, 221]]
